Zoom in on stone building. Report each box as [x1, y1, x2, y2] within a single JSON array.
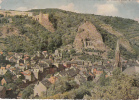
[[21, 70, 35, 81], [0, 86, 6, 98], [32, 12, 54, 32], [34, 79, 51, 97]]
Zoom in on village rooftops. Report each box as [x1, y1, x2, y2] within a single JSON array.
[[2, 77, 11, 83], [71, 60, 84, 65], [41, 78, 51, 88], [0, 52, 3, 55], [66, 68, 80, 77], [21, 70, 31, 76], [6, 64, 11, 69], [92, 65, 106, 69], [0, 69, 7, 75]]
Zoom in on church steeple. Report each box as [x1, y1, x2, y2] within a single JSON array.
[[115, 40, 121, 68]]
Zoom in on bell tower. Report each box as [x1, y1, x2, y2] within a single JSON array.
[[115, 40, 122, 70]]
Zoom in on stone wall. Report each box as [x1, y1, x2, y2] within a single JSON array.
[[33, 12, 55, 32]]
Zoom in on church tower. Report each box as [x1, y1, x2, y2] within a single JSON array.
[[39, 11, 43, 23], [115, 40, 120, 67], [115, 40, 122, 70]]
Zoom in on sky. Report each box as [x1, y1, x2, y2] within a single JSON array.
[[0, 0, 139, 20]]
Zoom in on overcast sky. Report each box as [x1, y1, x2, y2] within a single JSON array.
[[0, 0, 139, 20]]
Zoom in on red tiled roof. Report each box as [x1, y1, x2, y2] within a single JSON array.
[[6, 64, 11, 68], [89, 72, 93, 76], [43, 51, 47, 52], [21, 70, 31, 76], [0, 52, 3, 54], [9, 56, 13, 60], [19, 63, 24, 66], [1, 67, 6, 70]]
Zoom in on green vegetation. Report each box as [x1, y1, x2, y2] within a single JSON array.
[[0, 14, 4, 17], [22, 84, 35, 99], [38, 69, 139, 99], [0, 17, 9, 23], [1, 8, 138, 59], [79, 53, 101, 63], [0, 55, 15, 66], [4, 16, 49, 54]]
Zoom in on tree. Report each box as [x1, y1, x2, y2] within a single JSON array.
[[90, 74, 139, 99], [112, 67, 121, 78], [22, 84, 35, 99], [14, 78, 23, 85], [4, 70, 13, 81], [99, 71, 107, 86], [6, 83, 17, 91], [70, 49, 76, 55]]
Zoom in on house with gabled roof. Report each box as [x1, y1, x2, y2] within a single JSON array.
[[8, 56, 17, 62], [0, 69, 7, 75], [74, 74, 87, 85], [14, 53, 23, 59], [54, 63, 65, 71], [58, 67, 79, 78], [1, 77, 11, 85], [21, 70, 35, 81], [48, 76, 58, 84], [42, 51, 49, 59], [34, 78, 51, 97], [9, 67, 16, 75], [0, 86, 6, 98], [123, 66, 139, 75], [1, 67, 6, 70], [6, 64, 11, 69], [66, 68, 80, 77], [63, 61, 71, 68], [15, 63, 26, 71], [30, 68, 40, 80]]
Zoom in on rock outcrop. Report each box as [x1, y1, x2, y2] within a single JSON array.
[[100, 24, 134, 53], [73, 21, 106, 51]]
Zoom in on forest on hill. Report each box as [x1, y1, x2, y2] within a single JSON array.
[[0, 9, 138, 60]]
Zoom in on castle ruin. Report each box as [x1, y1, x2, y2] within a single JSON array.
[[33, 12, 55, 32]]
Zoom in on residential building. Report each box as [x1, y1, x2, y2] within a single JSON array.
[[1, 77, 11, 85], [34, 79, 51, 97], [21, 70, 35, 81], [48, 76, 58, 84], [0, 86, 6, 98], [123, 66, 139, 75], [0, 69, 7, 75]]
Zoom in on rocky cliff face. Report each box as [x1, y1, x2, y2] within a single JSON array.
[[73, 21, 106, 51], [100, 24, 134, 53]]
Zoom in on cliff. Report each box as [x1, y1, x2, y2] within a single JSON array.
[[73, 21, 106, 52], [100, 24, 134, 53]]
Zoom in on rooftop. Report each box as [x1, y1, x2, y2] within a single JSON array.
[[123, 66, 139, 75], [0, 86, 5, 91]]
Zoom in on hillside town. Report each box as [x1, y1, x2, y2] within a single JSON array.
[[0, 2, 139, 98], [0, 39, 138, 99]]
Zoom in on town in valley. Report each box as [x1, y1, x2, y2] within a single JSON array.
[[0, 3, 138, 99]]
